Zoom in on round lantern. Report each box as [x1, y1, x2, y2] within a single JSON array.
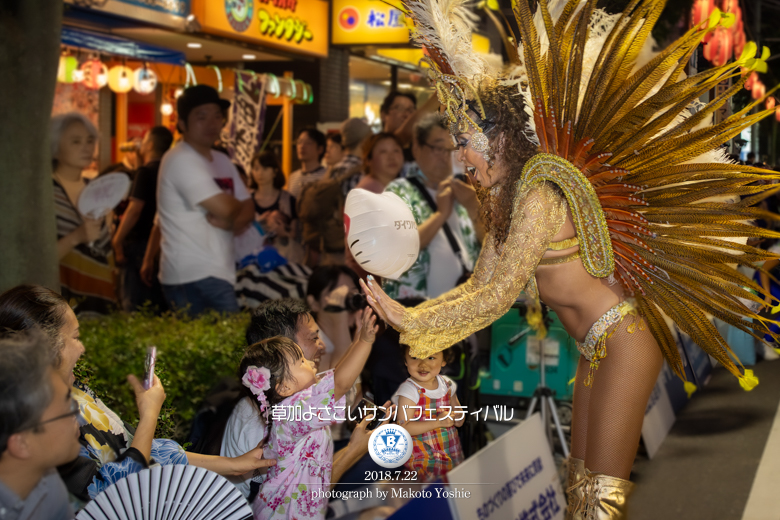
[[776, 106, 780, 123], [766, 97, 776, 111], [80, 59, 109, 90], [745, 71, 758, 91], [108, 65, 133, 93], [703, 27, 733, 67], [160, 102, 174, 116], [133, 68, 158, 94], [690, 0, 714, 30], [344, 189, 420, 280], [57, 56, 79, 83], [752, 81, 766, 101]]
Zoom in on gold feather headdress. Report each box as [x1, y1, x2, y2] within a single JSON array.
[[396, 0, 780, 389]]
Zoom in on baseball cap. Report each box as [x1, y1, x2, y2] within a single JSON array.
[[177, 85, 231, 124], [340, 118, 372, 149]]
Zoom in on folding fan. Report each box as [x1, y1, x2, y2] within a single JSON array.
[[76, 465, 252, 520]]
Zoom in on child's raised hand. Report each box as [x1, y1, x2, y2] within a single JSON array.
[[355, 307, 379, 344]]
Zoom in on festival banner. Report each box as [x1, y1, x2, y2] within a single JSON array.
[[224, 71, 267, 176], [446, 413, 565, 520]]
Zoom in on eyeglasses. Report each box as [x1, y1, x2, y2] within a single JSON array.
[[422, 142, 456, 156], [389, 105, 415, 116], [35, 398, 79, 428]]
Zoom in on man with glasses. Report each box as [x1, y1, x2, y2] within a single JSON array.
[[0, 330, 80, 520], [383, 113, 484, 300], [156, 85, 253, 316], [380, 91, 440, 165]]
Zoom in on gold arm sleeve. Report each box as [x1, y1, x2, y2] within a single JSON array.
[[414, 234, 500, 310], [398, 183, 567, 357]]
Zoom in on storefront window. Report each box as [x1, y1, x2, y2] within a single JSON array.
[[397, 67, 431, 107], [349, 55, 391, 131]]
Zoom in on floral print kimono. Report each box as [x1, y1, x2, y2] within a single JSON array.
[[254, 370, 346, 520], [57, 381, 188, 511]]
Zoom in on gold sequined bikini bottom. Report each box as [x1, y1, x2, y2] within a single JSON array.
[[576, 300, 641, 386]]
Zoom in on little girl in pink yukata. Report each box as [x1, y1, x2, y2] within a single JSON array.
[[240, 308, 378, 520]]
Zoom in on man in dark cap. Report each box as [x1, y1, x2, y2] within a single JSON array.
[[155, 85, 253, 316]]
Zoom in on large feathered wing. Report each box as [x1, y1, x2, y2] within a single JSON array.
[[510, 0, 780, 385], [396, 0, 780, 387]]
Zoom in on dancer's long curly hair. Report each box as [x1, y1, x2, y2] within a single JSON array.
[[471, 81, 538, 247]]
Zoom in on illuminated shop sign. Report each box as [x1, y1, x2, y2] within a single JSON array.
[[332, 0, 411, 45], [193, 0, 328, 57]]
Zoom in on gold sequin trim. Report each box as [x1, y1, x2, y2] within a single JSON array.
[[520, 154, 615, 278], [578, 300, 643, 386], [548, 236, 579, 251], [538, 251, 581, 265], [398, 183, 567, 358]]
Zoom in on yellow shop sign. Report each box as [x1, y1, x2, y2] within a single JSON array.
[[332, 0, 411, 45], [193, 0, 329, 58]]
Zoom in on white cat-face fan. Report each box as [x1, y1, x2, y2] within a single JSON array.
[[76, 465, 251, 520], [344, 189, 420, 280]]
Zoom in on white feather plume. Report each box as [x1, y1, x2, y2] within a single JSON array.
[[405, 0, 488, 78]]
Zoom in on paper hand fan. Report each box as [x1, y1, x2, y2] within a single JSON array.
[[76, 465, 252, 520], [77, 172, 131, 219], [344, 189, 420, 280]]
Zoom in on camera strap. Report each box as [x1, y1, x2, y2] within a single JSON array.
[[407, 177, 470, 274]]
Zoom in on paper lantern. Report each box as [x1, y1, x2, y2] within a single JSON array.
[[752, 81, 766, 100], [108, 65, 133, 93], [160, 102, 173, 116], [80, 59, 108, 89], [766, 97, 776, 111], [745, 71, 758, 90], [57, 56, 79, 83], [703, 27, 733, 66], [690, 0, 714, 30], [776, 106, 780, 123], [133, 68, 157, 94], [344, 189, 420, 280]]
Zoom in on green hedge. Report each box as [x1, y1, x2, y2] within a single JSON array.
[[73, 310, 250, 443]]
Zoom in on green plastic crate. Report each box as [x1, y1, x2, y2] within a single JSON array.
[[483, 309, 580, 400]]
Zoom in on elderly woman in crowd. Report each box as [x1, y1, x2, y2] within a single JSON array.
[[51, 112, 115, 314], [0, 284, 275, 511]]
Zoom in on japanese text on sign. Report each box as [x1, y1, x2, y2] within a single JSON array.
[[477, 457, 544, 520], [367, 8, 405, 28], [258, 9, 313, 43]]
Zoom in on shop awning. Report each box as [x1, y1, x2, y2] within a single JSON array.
[[61, 26, 186, 65]]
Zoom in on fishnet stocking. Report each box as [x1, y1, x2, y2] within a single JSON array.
[[570, 313, 663, 480]]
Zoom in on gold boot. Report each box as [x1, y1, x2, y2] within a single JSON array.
[[565, 457, 586, 520], [572, 471, 634, 520]]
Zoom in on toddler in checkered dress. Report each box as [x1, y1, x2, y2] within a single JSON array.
[[392, 346, 465, 481]]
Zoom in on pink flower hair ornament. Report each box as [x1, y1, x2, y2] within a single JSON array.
[[242, 365, 272, 414]]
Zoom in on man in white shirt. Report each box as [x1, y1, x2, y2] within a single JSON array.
[[157, 85, 254, 316]]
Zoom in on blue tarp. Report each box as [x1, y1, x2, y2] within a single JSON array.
[[61, 26, 186, 65]]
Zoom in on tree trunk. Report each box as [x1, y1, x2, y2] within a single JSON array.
[[0, 1, 62, 293]]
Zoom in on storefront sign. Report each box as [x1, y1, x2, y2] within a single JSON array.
[[332, 0, 410, 45], [193, 0, 328, 57], [223, 71, 268, 175], [446, 414, 565, 520]]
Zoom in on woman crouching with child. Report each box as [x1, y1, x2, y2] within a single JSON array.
[[240, 308, 378, 519], [393, 346, 464, 481]]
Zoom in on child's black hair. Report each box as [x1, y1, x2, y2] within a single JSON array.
[[239, 336, 303, 416], [400, 343, 456, 365]]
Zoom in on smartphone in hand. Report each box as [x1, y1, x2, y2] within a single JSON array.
[[143, 346, 157, 390]]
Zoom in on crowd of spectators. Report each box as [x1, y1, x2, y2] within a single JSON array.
[[23, 82, 489, 518]]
